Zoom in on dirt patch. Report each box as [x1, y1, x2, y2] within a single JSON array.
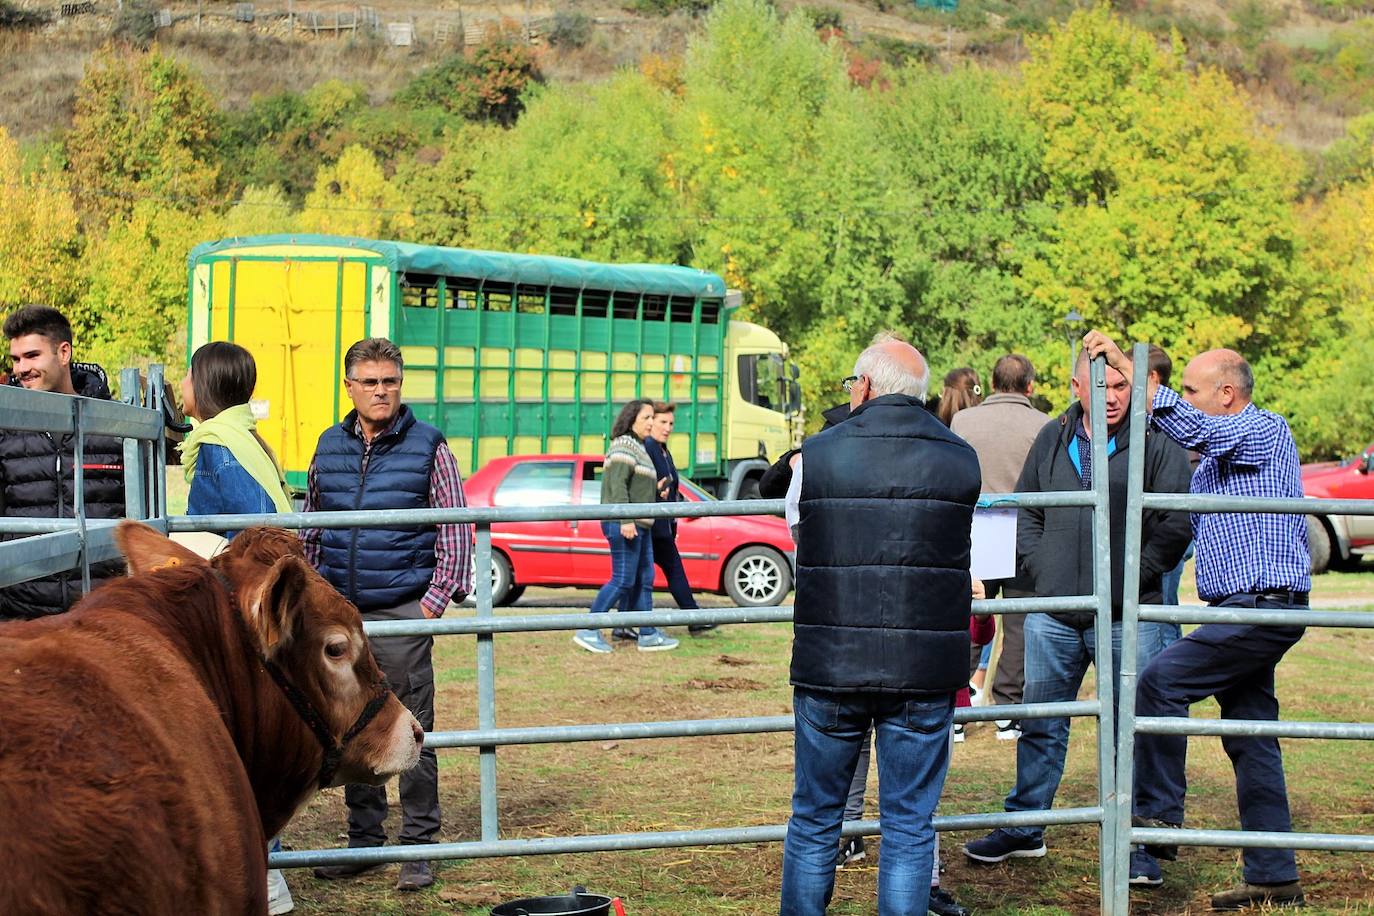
[[685, 676, 765, 691], [716, 654, 755, 666]]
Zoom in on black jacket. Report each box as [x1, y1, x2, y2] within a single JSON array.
[[643, 437, 680, 539], [790, 394, 981, 695], [1015, 404, 1193, 628], [758, 403, 851, 499], [0, 364, 128, 620]]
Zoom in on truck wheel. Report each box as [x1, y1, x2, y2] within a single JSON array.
[[1307, 516, 1331, 576], [725, 546, 792, 607], [738, 476, 761, 500], [491, 551, 517, 606]]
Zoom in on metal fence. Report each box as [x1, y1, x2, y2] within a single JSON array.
[[1107, 343, 1374, 912], [4, 356, 1369, 913]]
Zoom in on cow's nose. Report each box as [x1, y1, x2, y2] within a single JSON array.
[[411, 718, 425, 746]]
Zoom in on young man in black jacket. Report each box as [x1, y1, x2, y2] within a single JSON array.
[[1, 306, 126, 620], [964, 348, 1192, 865]]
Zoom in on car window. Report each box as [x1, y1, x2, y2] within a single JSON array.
[[493, 461, 575, 507], [579, 461, 603, 504]]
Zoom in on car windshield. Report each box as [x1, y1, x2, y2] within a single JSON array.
[[680, 478, 713, 501]]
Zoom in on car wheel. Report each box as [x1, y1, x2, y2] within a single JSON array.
[[1307, 516, 1331, 576], [491, 551, 516, 606], [724, 545, 792, 607]]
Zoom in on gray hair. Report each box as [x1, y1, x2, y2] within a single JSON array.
[[853, 345, 929, 402], [344, 337, 404, 378]]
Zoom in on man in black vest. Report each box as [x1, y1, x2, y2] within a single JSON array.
[[301, 337, 473, 891], [780, 338, 981, 916], [1, 305, 126, 620]]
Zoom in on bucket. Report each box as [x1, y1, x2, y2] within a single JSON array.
[[490, 885, 621, 916]]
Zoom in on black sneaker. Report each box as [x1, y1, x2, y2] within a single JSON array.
[[688, 624, 717, 634], [312, 860, 383, 880], [835, 836, 866, 868], [963, 828, 1047, 863], [1132, 814, 1181, 861], [610, 627, 639, 641], [928, 886, 970, 916]]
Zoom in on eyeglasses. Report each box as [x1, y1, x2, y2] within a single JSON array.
[[348, 376, 402, 392], [842, 375, 865, 393]]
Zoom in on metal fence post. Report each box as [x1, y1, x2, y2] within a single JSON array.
[[475, 523, 499, 841], [73, 397, 91, 594], [147, 365, 168, 519], [1112, 342, 1150, 913], [120, 367, 150, 520], [1088, 354, 1118, 911]]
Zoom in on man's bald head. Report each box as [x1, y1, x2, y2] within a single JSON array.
[[1181, 348, 1254, 416], [852, 339, 930, 404]]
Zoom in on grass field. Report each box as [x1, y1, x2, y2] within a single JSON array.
[[269, 566, 1374, 916]]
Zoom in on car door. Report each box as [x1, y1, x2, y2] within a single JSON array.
[[571, 459, 614, 581], [491, 460, 578, 584], [1333, 445, 1374, 543], [671, 478, 723, 590]]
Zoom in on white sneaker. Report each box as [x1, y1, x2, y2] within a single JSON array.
[[267, 868, 294, 914], [968, 683, 985, 706], [995, 720, 1022, 741], [953, 723, 966, 743]]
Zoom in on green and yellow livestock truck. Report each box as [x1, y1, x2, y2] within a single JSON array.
[[186, 235, 801, 498]]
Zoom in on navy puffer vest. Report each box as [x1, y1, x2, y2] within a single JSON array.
[[312, 406, 443, 610], [0, 365, 127, 620], [790, 394, 982, 695]]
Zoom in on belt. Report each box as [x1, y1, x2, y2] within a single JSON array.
[[1254, 588, 1309, 606]]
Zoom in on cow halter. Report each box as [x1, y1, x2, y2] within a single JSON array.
[[260, 658, 392, 790]]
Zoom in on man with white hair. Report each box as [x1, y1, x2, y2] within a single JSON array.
[[780, 339, 982, 916]]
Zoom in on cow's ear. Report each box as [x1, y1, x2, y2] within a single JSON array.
[[251, 555, 309, 656], [116, 521, 207, 574]]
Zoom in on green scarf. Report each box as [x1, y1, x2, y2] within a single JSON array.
[[180, 403, 293, 513]]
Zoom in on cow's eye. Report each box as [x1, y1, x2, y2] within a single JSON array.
[[325, 641, 349, 660]]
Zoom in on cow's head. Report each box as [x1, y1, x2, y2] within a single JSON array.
[[117, 523, 424, 787]]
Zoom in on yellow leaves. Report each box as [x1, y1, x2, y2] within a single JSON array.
[[0, 127, 84, 311], [299, 145, 412, 238], [583, 210, 598, 229]]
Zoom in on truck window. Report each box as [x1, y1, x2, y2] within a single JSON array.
[[738, 354, 779, 410], [493, 461, 575, 507]]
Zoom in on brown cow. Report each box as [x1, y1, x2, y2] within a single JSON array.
[[0, 523, 424, 915]]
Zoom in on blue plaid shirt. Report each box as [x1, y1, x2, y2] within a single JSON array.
[[1150, 386, 1310, 602]]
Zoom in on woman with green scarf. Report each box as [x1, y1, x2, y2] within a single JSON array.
[[179, 341, 297, 914], [180, 342, 293, 533]]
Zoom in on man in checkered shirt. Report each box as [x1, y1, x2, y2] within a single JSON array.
[[1084, 332, 1310, 911]]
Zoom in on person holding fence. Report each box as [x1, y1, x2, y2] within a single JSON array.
[[1085, 332, 1310, 910], [179, 341, 296, 914], [780, 337, 980, 916], [301, 337, 473, 892], [575, 399, 678, 654], [1, 305, 126, 620], [963, 348, 1192, 867]]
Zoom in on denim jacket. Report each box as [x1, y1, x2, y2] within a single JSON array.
[[186, 443, 278, 538]]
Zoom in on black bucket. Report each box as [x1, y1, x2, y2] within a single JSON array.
[[490, 885, 618, 916]]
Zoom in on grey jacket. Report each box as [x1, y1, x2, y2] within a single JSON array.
[[950, 393, 1052, 495]]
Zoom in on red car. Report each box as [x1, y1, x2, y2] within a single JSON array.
[[465, 454, 796, 606], [1303, 442, 1374, 574]]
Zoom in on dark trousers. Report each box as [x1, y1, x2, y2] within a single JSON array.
[[345, 599, 440, 847], [652, 532, 698, 609], [1133, 592, 1306, 884], [985, 580, 1028, 707]]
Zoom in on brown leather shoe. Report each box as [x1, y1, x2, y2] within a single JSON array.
[[396, 860, 435, 891], [1210, 881, 1305, 910], [312, 860, 382, 881]]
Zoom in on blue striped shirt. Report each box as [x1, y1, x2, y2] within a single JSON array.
[[1150, 386, 1310, 602]]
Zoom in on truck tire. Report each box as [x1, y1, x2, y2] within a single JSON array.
[[1307, 516, 1331, 576], [738, 476, 761, 500], [724, 545, 792, 607]]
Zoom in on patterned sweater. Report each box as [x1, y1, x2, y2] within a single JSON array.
[[602, 434, 658, 529]]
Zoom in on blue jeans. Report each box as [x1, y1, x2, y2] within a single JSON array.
[[1134, 593, 1305, 884], [1159, 541, 1194, 607], [781, 687, 954, 916], [589, 523, 659, 638], [1003, 613, 1175, 841]]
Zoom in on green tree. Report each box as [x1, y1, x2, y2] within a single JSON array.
[[298, 144, 413, 238], [66, 44, 220, 225], [394, 125, 499, 247], [1018, 8, 1306, 385], [0, 128, 85, 313], [221, 184, 296, 238]]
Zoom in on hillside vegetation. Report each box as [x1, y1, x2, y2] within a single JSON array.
[[2, 0, 1373, 459]]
